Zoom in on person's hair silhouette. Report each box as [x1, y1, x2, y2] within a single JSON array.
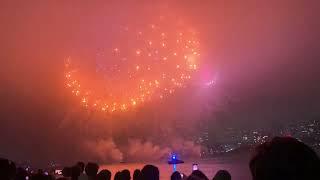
[[188, 170, 209, 180], [171, 171, 182, 180], [114, 171, 121, 180], [97, 169, 111, 180], [0, 158, 16, 180], [121, 169, 131, 180], [85, 162, 99, 179], [250, 136, 320, 180], [77, 161, 85, 173], [212, 170, 231, 180], [133, 169, 142, 180], [141, 164, 159, 180]]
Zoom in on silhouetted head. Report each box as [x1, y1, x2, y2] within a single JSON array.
[[250, 136, 320, 180], [188, 170, 209, 180], [71, 165, 81, 179], [62, 167, 72, 177], [121, 169, 131, 180], [0, 158, 16, 180], [187, 174, 203, 180], [141, 164, 159, 180], [85, 162, 99, 177], [97, 169, 111, 180], [133, 169, 142, 180], [77, 162, 85, 173], [212, 170, 231, 180], [171, 171, 182, 180], [114, 171, 121, 180]]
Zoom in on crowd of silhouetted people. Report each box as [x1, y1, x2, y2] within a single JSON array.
[[1, 137, 320, 180]]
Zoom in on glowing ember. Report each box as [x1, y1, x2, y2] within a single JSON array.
[[64, 17, 200, 113]]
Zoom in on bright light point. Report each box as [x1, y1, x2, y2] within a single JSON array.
[[163, 57, 167, 61], [136, 50, 141, 55], [172, 154, 176, 159], [162, 43, 166, 47], [173, 52, 177, 56], [176, 65, 180, 68], [148, 41, 152, 45], [136, 65, 140, 70]]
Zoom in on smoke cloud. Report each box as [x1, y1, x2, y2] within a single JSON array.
[[83, 138, 123, 162], [81, 138, 201, 163], [126, 139, 171, 161]]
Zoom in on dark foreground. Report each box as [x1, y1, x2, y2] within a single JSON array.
[[1, 137, 320, 180]]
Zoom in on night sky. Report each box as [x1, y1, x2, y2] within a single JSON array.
[[0, 0, 319, 166]]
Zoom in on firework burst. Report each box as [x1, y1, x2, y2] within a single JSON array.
[[65, 17, 200, 113]]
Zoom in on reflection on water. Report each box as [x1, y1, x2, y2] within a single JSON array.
[[100, 158, 251, 179]]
